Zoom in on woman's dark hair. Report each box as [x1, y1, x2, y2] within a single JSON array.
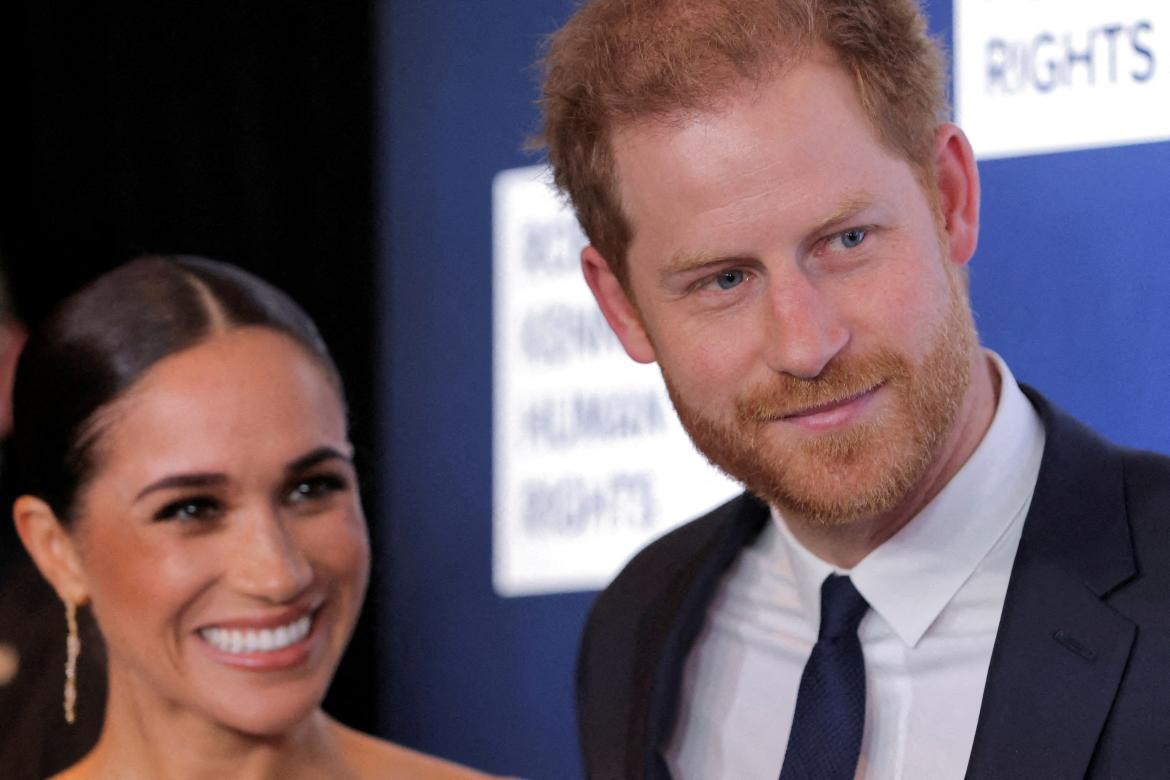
[[11, 255, 343, 525]]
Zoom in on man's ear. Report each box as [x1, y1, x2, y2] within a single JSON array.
[[581, 245, 657, 364], [13, 495, 89, 606], [932, 123, 981, 268]]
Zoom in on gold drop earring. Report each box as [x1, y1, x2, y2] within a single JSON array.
[[64, 600, 80, 725]]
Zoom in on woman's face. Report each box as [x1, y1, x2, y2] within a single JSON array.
[[69, 327, 369, 736]]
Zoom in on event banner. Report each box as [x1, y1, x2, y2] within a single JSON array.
[[955, 0, 1168, 158], [492, 166, 741, 597]]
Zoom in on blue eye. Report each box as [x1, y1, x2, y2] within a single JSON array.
[[840, 228, 867, 248], [715, 269, 745, 290]]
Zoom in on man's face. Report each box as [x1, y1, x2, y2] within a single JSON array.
[[590, 52, 982, 527]]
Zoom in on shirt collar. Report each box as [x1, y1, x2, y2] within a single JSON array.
[[772, 352, 1046, 646]]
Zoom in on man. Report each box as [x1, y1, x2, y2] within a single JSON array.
[[537, 1, 1170, 778]]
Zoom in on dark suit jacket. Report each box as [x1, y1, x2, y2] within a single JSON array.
[[577, 389, 1170, 779]]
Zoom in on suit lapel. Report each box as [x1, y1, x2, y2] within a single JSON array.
[[966, 389, 1137, 778], [621, 390, 1137, 778], [965, 558, 1135, 778], [641, 495, 770, 779]]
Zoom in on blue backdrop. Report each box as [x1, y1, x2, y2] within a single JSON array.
[[375, 2, 1170, 777]]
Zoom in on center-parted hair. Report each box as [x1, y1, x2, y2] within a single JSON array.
[[11, 255, 343, 525], [536, 0, 948, 287]]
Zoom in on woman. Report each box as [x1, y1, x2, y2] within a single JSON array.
[[13, 256, 490, 779]]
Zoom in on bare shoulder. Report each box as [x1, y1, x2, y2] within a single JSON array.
[[48, 751, 98, 780], [334, 721, 501, 779]]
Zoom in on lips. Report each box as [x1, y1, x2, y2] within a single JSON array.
[[780, 381, 884, 420], [199, 614, 313, 655], [739, 379, 887, 435]]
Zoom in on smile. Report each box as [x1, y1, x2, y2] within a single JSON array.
[[199, 614, 313, 655], [782, 383, 883, 419], [777, 381, 885, 430]]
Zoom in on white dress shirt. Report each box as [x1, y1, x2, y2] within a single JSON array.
[[664, 354, 1046, 779]]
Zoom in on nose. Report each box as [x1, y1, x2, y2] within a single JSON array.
[[228, 508, 313, 603], [761, 271, 849, 379]]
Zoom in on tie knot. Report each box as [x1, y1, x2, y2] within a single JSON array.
[[818, 574, 869, 640]]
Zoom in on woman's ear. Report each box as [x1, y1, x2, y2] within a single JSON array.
[[13, 495, 89, 606]]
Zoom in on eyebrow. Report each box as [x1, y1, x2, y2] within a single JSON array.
[[133, 446, 354, 502], [660, 251, 756, 283], [135, 473, 228, 502], [658, 191, 877, 283], [286, 446, 353, 474], [807, 192, 876, 237]]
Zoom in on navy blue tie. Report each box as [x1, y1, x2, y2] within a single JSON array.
[[779, 574, 869, 780]]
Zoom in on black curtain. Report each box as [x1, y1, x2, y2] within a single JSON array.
[[0, 1, 379, 733]]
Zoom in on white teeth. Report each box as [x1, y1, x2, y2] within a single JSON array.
[[200, 615, 312, 654]]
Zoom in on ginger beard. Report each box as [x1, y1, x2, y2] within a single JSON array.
[[664, 271, 977, 527]]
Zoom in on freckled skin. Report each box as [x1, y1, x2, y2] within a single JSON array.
[[583, 50, 995, 566]]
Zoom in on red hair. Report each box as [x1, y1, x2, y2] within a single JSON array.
[[537, 0, 948, 286]]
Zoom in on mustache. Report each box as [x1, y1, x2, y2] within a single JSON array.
[[735, 349, 909, 422]]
